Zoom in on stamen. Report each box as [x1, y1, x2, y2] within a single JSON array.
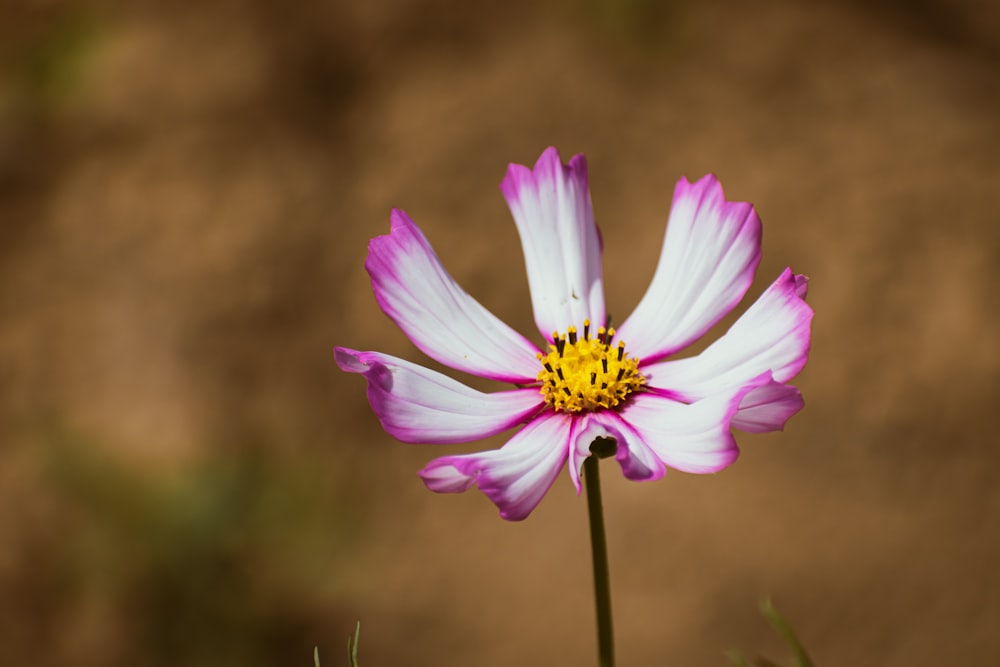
[[535, 324, 645, 413]]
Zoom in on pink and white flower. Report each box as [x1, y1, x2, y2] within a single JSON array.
[[336, 147, 812, 520]]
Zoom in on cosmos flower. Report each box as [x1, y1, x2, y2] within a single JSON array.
[[336, 147, 812, 520]]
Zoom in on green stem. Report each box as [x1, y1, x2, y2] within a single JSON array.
[[584, 449, 615, 667]]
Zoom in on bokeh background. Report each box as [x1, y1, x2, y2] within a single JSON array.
[[1, 0, 998, 665]]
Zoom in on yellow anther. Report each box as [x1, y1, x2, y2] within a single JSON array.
[[536, 319, 645, 413]]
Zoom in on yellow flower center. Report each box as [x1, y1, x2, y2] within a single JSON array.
[[536, 320, 645, 413]]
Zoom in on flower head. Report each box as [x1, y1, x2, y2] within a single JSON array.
[[336, 147, 812, 520]]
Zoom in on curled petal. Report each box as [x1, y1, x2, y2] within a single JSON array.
[[366, 209, 541, 382], [335, 348, 544, 444], [617, 374, 772, 474], [566, 413, 665, 493], [617, 175, 762, 363], [501, 147, 606, 338], [793, 273, 809, 298], [732, 380, 804, 433], [418, 463, 476, 493], [642, 268, 813, 400], [584, 412, 666, 486], [418, 412, 572, 521], [566, 415, 601, 493]]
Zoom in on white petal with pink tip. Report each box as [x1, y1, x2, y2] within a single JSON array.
[[419, 411, 573, 521], [501, 147, 606, 338], [335, 348, 543, 444], [616, 375, 771, 474], [565, 414, 666, 493], [366, 210, 541, 382], [641, 268, 813, 401], [617, 175, 762, 363], [731, 380, 804, 433]]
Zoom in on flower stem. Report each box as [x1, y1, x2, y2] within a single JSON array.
[[584, 444, 615, 667]]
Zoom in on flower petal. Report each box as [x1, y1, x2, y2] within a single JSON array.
[[335, 347, 544, 444], [617, 175, 762, 363], [501, 147, 606, 338], [642, 268, 813, 400], [617, 374, 771, 474], [732, 380, 804, 433], [587, 411, 667, 485], [366, 209, 541, 383], [565, 413, 665, 492], [566, 415, 600, 493], [418, 411, 572, 521]]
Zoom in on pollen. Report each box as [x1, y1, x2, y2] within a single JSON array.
[[536, 320, 645, 413]]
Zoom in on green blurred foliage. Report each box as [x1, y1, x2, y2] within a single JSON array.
[[10, 428, 360, 667], [726, 600, 816, 667], [0, 7, 105, 116]]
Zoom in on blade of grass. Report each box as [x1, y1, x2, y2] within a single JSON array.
[[348, 621, 361, 667], [724, 649, 753, 667], [751, 657, 785, 667], [760, 599, 813, 667]]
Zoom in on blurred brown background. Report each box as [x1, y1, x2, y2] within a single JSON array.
[[1, 0, 998, 665]]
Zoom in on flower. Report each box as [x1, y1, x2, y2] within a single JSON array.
[[336, 147, 813, 520]]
